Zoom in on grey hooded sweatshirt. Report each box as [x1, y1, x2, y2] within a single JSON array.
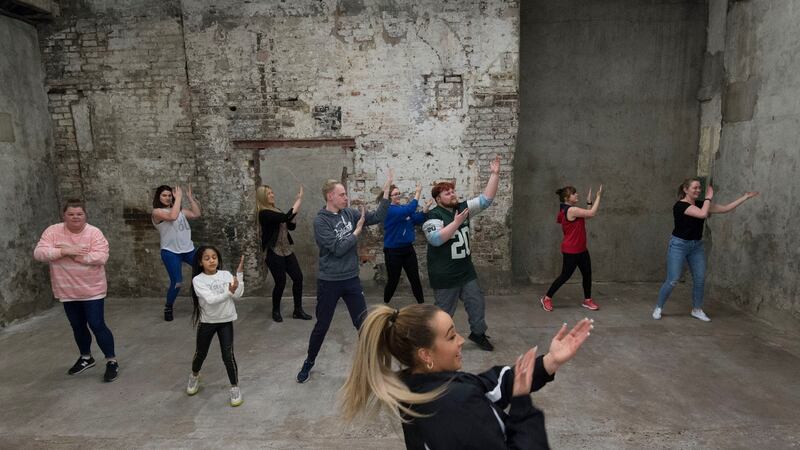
[[314, 198, 390, 281]]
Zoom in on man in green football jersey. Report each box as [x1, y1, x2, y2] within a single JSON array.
[[422, 155, 501, 351]]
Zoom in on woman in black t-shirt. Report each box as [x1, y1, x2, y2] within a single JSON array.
[[653, 179, 759, 322]]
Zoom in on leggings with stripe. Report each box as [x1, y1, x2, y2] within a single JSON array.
[[192, 321, 238, 385]]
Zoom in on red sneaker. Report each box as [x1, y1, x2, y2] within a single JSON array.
[[540, 296, 553, 312], [582, 298, 599, 311]]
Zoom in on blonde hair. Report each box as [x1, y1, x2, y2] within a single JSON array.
[[256, 185, 279, 212], [339, 304, 446, 423], [322, 179, 343, 201]]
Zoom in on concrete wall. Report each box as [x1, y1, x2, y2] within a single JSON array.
[[513, 1, 707, 283], [703, 0, 800, 322], [37, 0, 520, 295], [0, 15, 60, 325]]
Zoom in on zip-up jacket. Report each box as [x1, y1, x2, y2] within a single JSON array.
[[400, 355, 554, 449]]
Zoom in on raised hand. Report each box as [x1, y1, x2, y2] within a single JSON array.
[[705, 184, 714, 200], [236, 255, 244, 273], [185, 185, 193, 199], [423, 198, 434, 213], [490, 155, 501, 175], [297, 184, 304, 199], [745, 191, 759, 199], [229, 275, 238, 294], [454, 208, 469, 226], [383, 169, 395, 192], [587, 187, 593, 204], [546, 318, 593, 370], [596, 184, 603, 198], [415, 184, 423, 199], [173, 185, 183, 199], [512, 347, 537, 397]]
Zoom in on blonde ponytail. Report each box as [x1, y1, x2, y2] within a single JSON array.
[[339, 305, 445, 422]]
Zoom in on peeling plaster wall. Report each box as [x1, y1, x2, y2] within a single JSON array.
[[514, 1, 707, 283], [703, 0, 800, 323], [0, 15, 60, 325], [38, 0, 520, 296]]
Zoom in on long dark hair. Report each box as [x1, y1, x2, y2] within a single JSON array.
[[153, 185, 173, 208], [190, 245, 223, 327]]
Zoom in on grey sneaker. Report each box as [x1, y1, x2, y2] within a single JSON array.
[[186, 374, 199, 396]]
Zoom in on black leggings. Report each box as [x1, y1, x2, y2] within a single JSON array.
[[266, 249, 304, 312], [383, 245, 424, 304], [192, 321, 238, 385], [546, 251, 592, 299]]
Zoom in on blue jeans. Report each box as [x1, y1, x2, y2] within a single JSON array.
[[160, 248, 196, 307], [63, 299, 115, 358], [305, 277, 367, 363], [657, 236, 706, 309]]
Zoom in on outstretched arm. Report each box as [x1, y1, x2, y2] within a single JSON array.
[[483, 155, 501, 200], [710, 191, 759, 214]]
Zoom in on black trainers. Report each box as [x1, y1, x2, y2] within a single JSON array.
[[292, 309, 312, 320], [296, 360, 314, 383], [104, 361, 119, 382], [68, 356, 95, 375], [468, 333, 494, 351], [272, 310, 283, 322], [164, 306, 173, 322]]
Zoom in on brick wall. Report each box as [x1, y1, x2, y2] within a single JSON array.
[[38, 0, 520, 295]]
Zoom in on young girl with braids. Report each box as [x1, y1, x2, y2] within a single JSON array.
[[340, 304, 593, 449]]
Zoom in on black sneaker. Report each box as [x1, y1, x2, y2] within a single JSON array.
[[68, 356, 95, 375], [164, 306, 173, 322], [272, 311, 283, 323], [104, 361, 119, 382], [292, 309, 312, 320], [468, 333, 494, 351], [296, 360, 314, 383]]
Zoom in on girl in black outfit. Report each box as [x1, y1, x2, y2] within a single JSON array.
[[340, 304, 593, 449], [256, 184, 312, 322]]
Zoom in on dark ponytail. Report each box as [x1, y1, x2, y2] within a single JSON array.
[[556, 186, 576, 202]]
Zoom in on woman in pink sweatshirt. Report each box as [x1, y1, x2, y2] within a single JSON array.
[[34, 199, 119, 382]]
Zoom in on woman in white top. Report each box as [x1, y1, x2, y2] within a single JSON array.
[[187, 246, 245, 407], [152, 185, 201, 321]]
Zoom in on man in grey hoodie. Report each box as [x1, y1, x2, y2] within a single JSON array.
[[296, 172, 393, 383]]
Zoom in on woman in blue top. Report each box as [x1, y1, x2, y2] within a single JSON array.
[[380, 184, 432, 304]]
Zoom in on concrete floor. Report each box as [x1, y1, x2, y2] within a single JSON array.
[[1, 282, 799, 449]]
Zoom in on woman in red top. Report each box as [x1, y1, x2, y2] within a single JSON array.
[[540, 185, 603, 312]]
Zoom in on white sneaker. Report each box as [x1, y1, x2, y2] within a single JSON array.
[[691, 309, 711, 322], [230, 386, 243, 407], [652, 307, 662, 320], [186, 374, 199, 395]]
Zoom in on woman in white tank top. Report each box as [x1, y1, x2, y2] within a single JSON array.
[[152, 185, 201, 321]]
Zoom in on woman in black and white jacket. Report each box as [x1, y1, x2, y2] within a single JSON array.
[[340, 304, 593, 449]]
